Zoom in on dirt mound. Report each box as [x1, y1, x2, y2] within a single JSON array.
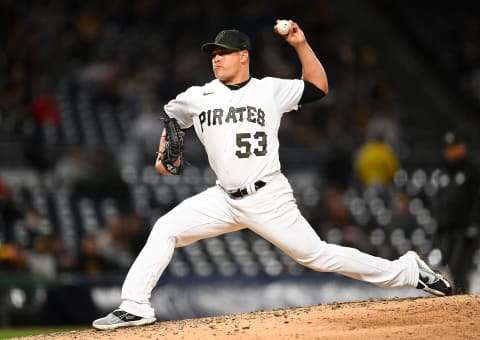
[[16, 295, 480, 340]]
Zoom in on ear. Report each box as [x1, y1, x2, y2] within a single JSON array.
[[240, 50, 249, 64]]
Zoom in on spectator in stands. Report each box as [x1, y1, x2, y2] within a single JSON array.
[[365, 90, 404, 156], [50, 236, 77, 273], [31, 84, 61, 127], [19, 207, 42, 248], [0, 243, 26, 270], [430, 129, 480, 294], [353, 131, 400, 195], [24, 77, 62, 171], [126, 213, 149, 256], [25, 234, 56, 279], [1, 182, 58, 276], [96, 216, 135, 270], [120, 95, 164, 169], [0, 179, 23, 243], [73, 148, 129, 202], [53, 146, 90, 189], [76, 233, 119, 274]]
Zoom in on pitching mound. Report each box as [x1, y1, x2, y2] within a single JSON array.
[[16, 295, 480, 340]]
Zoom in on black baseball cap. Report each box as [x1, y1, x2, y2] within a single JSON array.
[[201, 29, 251, 54]]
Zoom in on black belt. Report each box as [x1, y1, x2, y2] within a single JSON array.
[[225, 180, 266, 199]]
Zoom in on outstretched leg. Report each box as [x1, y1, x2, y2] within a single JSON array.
[[252, 210, 419, 288], [240, 173, 450, 294]]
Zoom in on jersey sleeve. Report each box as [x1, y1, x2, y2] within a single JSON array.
[[163, 88, 196, 129], [267, 77, 305, 113]]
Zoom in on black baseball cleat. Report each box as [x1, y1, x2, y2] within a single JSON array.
[[92, 309, 156, 330], [408, 251, 453, 297]]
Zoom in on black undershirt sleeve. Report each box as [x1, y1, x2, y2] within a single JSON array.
[[299, 80, 326, 104]]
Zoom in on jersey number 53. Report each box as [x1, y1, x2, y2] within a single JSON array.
[[235, 131, 267, 158]]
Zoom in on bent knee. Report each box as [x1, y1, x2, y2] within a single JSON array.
[[147, 221, 178, 246]]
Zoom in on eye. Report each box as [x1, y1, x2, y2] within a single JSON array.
[[212, 50, 233, 57]]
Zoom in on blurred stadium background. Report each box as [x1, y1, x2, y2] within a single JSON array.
[[1, 0, 479, 327]]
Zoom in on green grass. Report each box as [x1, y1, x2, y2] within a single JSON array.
[[0, 326, 86, 339]]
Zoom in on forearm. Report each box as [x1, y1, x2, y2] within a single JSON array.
[[155, 128, 171, 175], [296, 41, 328, 94], [155, 126, 184, 175]]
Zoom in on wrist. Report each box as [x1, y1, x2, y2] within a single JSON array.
[[293, 40, 309, 51]]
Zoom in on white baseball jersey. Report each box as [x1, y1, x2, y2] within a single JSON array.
[[164, 77, 304, 190]]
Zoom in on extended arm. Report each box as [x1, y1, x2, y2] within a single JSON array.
[[275, 20, 329, 95]]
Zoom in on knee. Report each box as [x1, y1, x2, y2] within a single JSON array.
[[292, 241, 331, 270], [295, 255, 319, 269], [147, 220, 178, 246]]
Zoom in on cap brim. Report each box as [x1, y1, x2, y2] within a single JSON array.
[[201, 43, 241, 54]]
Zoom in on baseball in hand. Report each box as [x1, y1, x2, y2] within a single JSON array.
[[276, 20, 290, 35]]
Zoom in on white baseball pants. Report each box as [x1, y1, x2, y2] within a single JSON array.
[[120, 173, 419, 318]]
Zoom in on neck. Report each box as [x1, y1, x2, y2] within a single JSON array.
[[222, 66, 250, 85], [223, 77, 251, 90]]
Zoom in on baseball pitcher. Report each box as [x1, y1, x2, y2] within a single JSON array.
[[93, 20, 451, 330]]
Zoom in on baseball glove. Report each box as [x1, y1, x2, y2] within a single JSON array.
[[161, 117, 185, 175]]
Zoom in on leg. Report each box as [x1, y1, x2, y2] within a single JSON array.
[[437, 231, 453, 267], [119, 185, 241, 318], [449, 233, 475, 294], [239, 174, 419, 288], [252, 208, 419, 288]]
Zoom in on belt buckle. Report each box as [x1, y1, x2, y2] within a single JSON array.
[[227, 188, 243, 199], [225, 180, 265, 199]]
